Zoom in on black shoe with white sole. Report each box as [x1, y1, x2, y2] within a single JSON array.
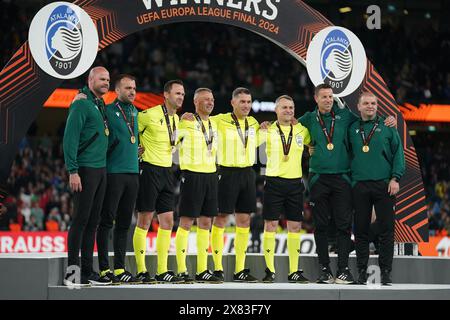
[[335, 267, 355, 284], [99, 271, 120, 285], [233, 269, 258, 283], [195, 270, 222, 283], [288, 270, 309, 283], [116, 270, 142, 284], [155, 271, 183, 283], [86, 272, 112, 286], [316, 266, 334, 284], [136, 271, 157, 284]]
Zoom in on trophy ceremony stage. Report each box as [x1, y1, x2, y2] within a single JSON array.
[[1, 253, 449, 300]]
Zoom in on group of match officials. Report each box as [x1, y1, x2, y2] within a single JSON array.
[[61, 66, 405, 288]]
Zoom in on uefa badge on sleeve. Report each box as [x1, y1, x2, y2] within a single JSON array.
[[306, 26, 367, 97], [28, 2, 99, 79]]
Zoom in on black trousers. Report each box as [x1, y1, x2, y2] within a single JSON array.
[[68, 167, 107, 276], [352, 181, 395, 272], [309, 174, 352, 270], [97, 173, 139, 272]]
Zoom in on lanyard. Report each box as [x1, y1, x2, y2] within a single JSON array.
[[194, 114, 214, 151], [360, 118, 379, 152], [231, 113, 249, 149], [162, 104, 176, 147], [115, 102, 135, 139], [316, 109, 335, 146], [276, 122, 293, 156]]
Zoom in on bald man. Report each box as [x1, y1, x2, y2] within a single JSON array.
[[63, 66, 112, 287]]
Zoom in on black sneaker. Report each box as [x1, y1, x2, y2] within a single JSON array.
[[213, 270, 224, 282], [381, 270, 392, 286], [317, 266, 334, 284], [155, 271, 183, 284], [116, 270, 142, 285], [357, 269, 368, 285], [99, 271, 120, 285], [195, 270, 223, 283], [136, 271, 157, 284], [63, 271, 90, 287], [335, 267, 355, 284], [288, 270, 309, 283], [262, 268, 275, 283], [233, 269, 258, 283], [178, 272, 195, 284], [87, 272, 112, 286]]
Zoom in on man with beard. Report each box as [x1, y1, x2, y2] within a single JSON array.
[[95, 74, 142, 284], [133, 80, 185, 284]]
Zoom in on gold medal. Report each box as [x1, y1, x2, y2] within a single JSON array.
[[130, 136, 136, 144], [327, 143, 334, 151], [283, 155, 289, 162], [104, 128, 109, 136], [362, 145, 369, 153]]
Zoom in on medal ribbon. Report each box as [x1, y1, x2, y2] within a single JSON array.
[[162, 104, 176, 147], [276, 122, 293, 156], [360, 119, 379, 147], [115, 101, 135, 139], [90, 90, 109, 134], [317, 109, 335, 146], [194, 114, 214, 151], [231, 113, 249, 149]]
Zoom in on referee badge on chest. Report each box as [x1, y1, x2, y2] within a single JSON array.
[[295, 134, 303, 147], [248, 127, 256, 138]]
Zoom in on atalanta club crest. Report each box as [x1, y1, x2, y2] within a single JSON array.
[[306, 26, 367, 97], [45, 5, 83, 76], [29, 2, 99, 79]]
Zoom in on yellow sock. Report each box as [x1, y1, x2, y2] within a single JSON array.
[[211, 225, 224, 271], [288, 232, 301, 274], [175, 227, 190, 274], [133, 226, 148, 274], [234, 226, 250, 273], [263, 231, 276, 273], [197, 227, 210, 274], [156, 228, 172, 275], [114, 269, 125, 276]]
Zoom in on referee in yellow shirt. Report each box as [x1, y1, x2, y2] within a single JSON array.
[[174, 88, 222, 283], [259, 95, 311, 283], [181, 87, 267, 282], [132, 80, 184, 284], [210, 88, 260, 282]]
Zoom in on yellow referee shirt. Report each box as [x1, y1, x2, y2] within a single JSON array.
[[138, 105, 179, 167], [177, 118, 218, 173], [261, 122, 311, 179], [211, 113, 260, 168]]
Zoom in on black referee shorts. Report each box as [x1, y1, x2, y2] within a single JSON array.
[[263, 176, 304, 222], [136, 162, 174, 214], [218, 166, 256, 214], [179, 170, 218, 218]]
